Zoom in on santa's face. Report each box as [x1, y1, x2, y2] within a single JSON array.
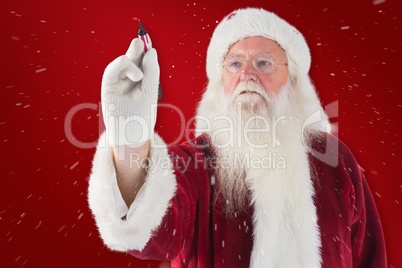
[[222, 36, 289, 98]]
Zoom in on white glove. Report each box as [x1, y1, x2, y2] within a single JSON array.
[[101, 38, 160, 146]]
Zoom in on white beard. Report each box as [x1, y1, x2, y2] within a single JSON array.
[[198, 79, 322, 266], [209, 80, 312, 215]]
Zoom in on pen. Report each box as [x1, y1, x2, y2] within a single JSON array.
[[137, 20, 162, 100]]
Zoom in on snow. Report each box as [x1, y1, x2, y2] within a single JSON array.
[[35, 221, 42, 230], [372, 0, 386, 5], [58, 225, 66, 232], [35, 68, 47, 73], [69, 161, 79, 170]]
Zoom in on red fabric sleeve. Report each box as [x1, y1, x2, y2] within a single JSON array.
[[350, 168, 387, 267], [338, 140, 387, 267], [311, 132, 387, 267]]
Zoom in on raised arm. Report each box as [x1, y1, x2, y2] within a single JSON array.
[[88, 38, 178, 253], [101, 37, 159, 206]]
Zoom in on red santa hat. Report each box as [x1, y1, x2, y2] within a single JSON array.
[[196, 8, 330, 136], [206, 8, 311, 83]]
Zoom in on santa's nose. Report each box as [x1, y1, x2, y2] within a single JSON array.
[[240, 61, 258, 82]]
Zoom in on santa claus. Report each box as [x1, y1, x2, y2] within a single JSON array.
[[88, 8, 386, 267]]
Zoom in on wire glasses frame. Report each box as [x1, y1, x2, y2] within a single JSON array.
[[223, 53, 287, 74]]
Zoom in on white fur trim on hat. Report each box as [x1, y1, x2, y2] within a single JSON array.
[[196, 8, 330, 136], [206, 8, 311, 83]]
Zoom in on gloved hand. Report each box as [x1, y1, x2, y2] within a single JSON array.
[[101, 38, 160, 146]]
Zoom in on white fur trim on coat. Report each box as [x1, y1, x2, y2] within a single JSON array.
[[87, 132, 176, 252], [249, 147, 322, 267]]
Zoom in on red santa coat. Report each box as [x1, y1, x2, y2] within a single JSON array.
[[88, 132, 386, 267]]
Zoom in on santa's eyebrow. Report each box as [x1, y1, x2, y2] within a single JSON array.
[[225, 52, 274, 59], [225, 53, 243, 58]]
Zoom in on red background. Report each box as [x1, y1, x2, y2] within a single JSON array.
[[1, 0, 401, 267]]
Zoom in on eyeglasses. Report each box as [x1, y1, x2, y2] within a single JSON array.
[[223, 53, 286, 74]]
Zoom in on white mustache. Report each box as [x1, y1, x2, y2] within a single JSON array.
[[232, 81, 270, 101]]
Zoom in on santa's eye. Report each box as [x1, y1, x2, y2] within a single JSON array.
[[230, 61, 242, 67], [224, 56, 244, 73]]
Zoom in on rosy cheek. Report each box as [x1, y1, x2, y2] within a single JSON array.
[[223, 73, 239, 95], [261, 70, 288, 95]]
